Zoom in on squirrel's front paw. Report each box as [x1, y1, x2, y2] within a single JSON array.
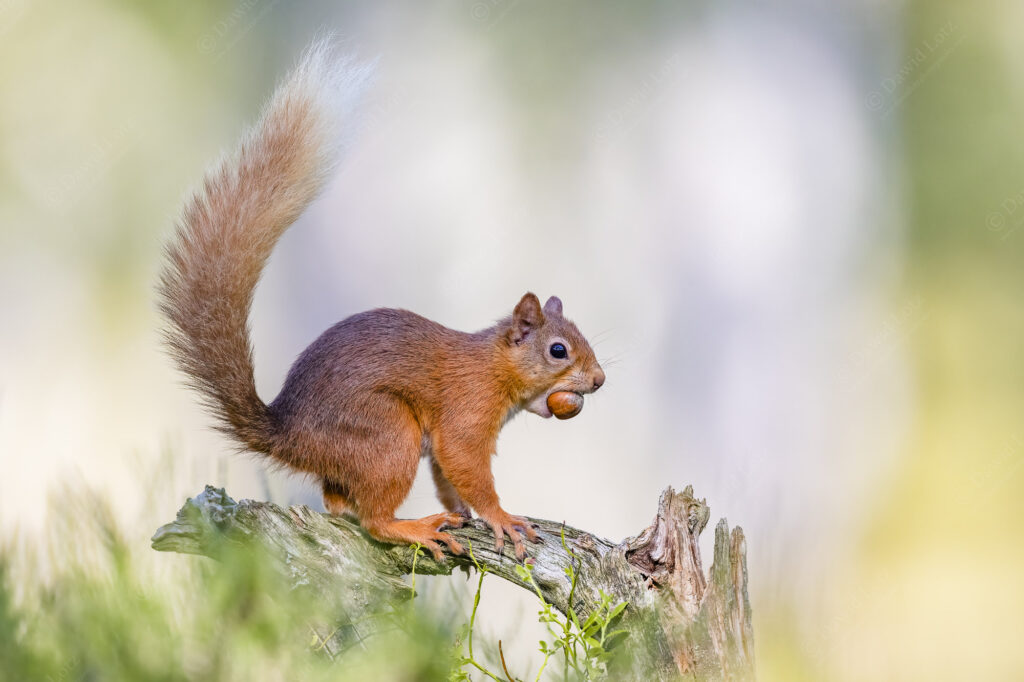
[[483, 512, 540, 560]]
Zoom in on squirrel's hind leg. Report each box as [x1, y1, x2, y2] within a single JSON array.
[[353, 447, 466, 560], [430, 457, 472, 519], [337, 398, 465, 560], [362, 514, 465, 561], [322, 479, 354, 517]]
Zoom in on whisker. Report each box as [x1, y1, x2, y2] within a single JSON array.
[[599, 352, 627, 364]]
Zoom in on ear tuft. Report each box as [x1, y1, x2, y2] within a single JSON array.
[[543, 296, 563, 317], [509, 292, 544, 344]]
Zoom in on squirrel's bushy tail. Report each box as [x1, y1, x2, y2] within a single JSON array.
[[159, 41, 370, 455]]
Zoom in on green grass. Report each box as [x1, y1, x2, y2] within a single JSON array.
[[0, 492, 463, 682], [0, 485, 632, 682]]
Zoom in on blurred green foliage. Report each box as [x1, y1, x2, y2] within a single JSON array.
[[0, 496, 462, 682], [0, 491, 634, 682]]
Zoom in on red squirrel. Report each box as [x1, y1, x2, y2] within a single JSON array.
[[158, 42, 605, 561]]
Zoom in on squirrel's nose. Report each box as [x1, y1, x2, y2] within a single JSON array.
[[592, 368, 605, 392]]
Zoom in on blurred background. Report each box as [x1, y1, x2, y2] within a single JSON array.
[[1, 0, 1022, 680]]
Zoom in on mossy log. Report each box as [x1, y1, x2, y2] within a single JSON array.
[[152, 485, 753, 679]]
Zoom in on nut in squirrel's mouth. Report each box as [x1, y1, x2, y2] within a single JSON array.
[[526, 389, 584, 420]]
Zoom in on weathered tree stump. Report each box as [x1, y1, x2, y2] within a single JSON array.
[[152, 485, 753, 679]]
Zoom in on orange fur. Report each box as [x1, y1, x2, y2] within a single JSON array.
[[159, 42, 605, 561]]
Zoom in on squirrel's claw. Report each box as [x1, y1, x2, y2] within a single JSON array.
[[438, 512, 467, 531], [508, 515, 540, 543], [485, 512, 534, 560]]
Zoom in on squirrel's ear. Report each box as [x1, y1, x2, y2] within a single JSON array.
[[543, 296, 563, 317], [509, 292, 544, 345]]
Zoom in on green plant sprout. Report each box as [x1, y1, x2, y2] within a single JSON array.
[[513, 527, 628, 681], [409, 542, 425, 597], [443, 529, 629, 682], [448, 540, 508, 682]]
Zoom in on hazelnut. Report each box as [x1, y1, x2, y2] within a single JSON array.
[[547, 391, 584, 420]]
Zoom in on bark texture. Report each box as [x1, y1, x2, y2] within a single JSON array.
[[152, 485, 754, 679]]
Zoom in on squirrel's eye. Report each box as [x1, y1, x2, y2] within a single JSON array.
[[549, 343, 567, 359]]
